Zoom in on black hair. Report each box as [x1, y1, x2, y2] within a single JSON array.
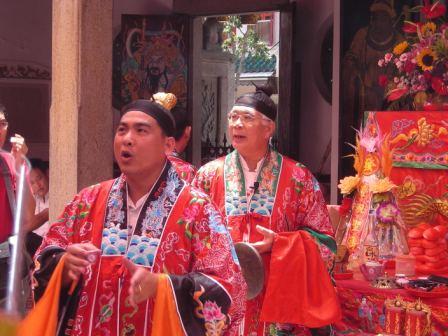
[[171, 105, 189, 141], [30, 158, 49, 174]]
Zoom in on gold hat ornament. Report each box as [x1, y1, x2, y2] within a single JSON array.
[[152, 92, 177, 111]]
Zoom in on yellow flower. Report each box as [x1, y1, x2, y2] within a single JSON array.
[[338, 176, 360, 195], [417, 48, 438, 71], [369, 177, 396, 194], [421, 22, 437, 35], [393, 41, 409, 55]]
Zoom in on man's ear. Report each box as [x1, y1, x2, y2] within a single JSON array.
[[264, 121, 276, 140], [165, 136, 176, 154]]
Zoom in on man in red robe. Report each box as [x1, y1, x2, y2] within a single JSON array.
[[193, 86, 341, 335], [167, 103, 196, 183], [31, 96, 246, 335]]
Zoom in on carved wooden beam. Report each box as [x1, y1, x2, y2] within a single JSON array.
[[0, 63, 50, 80]]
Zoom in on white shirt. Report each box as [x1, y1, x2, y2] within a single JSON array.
[[126, 191, 150, 237], [33, 193, 50, 236], [239, 155, 264, 196]]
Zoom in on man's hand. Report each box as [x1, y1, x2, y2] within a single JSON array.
[[124, 258, 159, 306], [10, 133, 28, 168], [251, 225, 276, 254], [62, 243, 101, 286]]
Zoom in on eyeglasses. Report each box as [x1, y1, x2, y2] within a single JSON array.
[[227, 112, 260, 125], [0, 121, 8, 129]]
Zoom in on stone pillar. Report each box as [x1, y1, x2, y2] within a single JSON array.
[[201, 50, 235, 145], [50, 0, 113, 220]]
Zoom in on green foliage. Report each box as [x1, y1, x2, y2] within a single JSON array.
[[221, 15, 270, 81]]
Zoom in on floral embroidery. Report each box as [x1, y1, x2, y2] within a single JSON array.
[[37, 162, 246, 336], [203, 300, 226, 322], [291, 164, 306, 195], [203, 301, 228, 336], [168, 154, 197, 183], [177, 189, 207, 238], [193, 286, 229, 336]]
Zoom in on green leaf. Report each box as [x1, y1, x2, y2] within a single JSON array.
[[79, 211, 89, 219]]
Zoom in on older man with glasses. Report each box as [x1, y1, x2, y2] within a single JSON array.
[[193, 85, 341, 335]]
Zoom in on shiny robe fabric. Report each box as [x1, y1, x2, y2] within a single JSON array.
[[193, 150, 336, 336], [33, 163, 246, 336], [168, 154, 197, 184]]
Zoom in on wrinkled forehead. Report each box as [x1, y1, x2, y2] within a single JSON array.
[[229, 106, 259, 115]]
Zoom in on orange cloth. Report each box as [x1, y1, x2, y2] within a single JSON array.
[[259, 231, 341, 328], [18, 255, 67, 336], [151, 274, 184, 336]]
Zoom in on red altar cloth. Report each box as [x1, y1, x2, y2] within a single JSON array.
[[334, 274, 448, 335], [368, 111, 448, 226]]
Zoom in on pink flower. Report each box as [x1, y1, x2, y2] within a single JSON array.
[[183, 204, 200, 223], [203, 301, 226, 322], [399, 53, 408, 62], [378, 59, 385, 67], [376, 202, 399, 224], [385, 53, 393, 63]]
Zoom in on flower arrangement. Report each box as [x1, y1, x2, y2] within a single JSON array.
[[378, 0, 448, 110], [338, 176, 361, 196], [376, 201, 399, 224], [338, 123, 394, 196]]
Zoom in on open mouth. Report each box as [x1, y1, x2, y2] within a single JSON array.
[[233, 135, 246, 141], [121, 150, 133, 159]]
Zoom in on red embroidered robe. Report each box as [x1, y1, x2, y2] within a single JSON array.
[[193, 150, 339, 336], [34, 162, 246, 336], [168, 153, 197, 183]]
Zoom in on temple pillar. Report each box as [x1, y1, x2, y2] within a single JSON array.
[[50, 0, 113, 219]]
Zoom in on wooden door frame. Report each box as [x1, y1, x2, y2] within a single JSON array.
[[277, 5, 296, 158]]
